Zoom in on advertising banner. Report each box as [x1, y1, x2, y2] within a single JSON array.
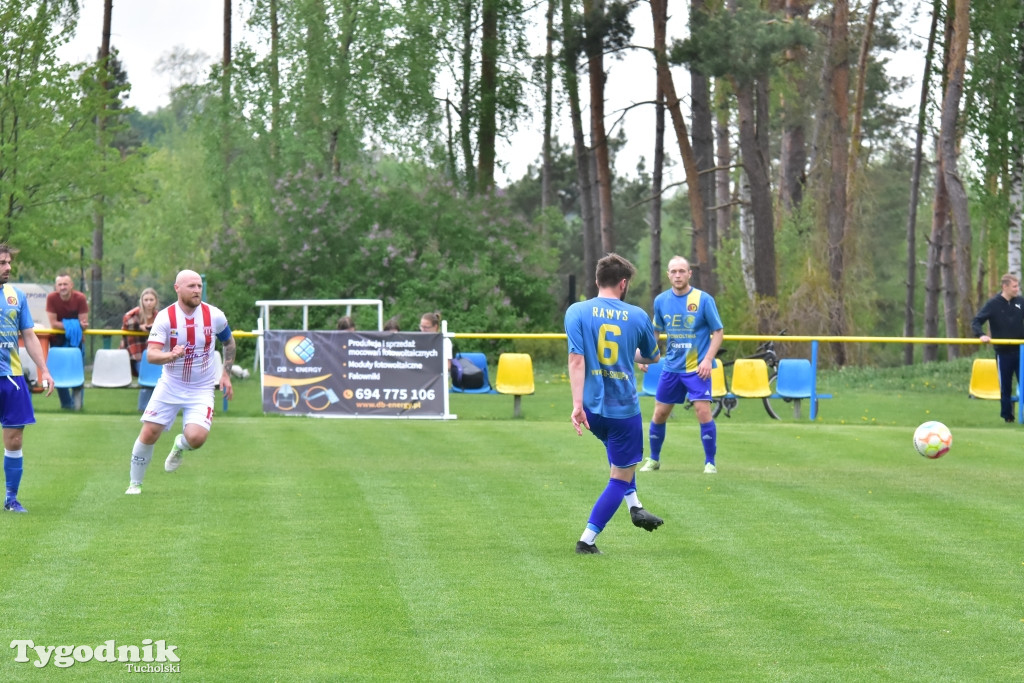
[[261, 330, 448, 418]]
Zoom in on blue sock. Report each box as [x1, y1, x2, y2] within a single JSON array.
[[700, 421, 717, 465], [4, 452, 23, 501], [586, 478, 630, 533], [649, 422, 666, 460]]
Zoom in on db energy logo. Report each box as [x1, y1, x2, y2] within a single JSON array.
[[10, 639, 180, 671]]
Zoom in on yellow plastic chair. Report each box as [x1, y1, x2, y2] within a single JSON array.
[[711, 358, 727, 398], [729, 358, 772, 398], [969, 358, 1004, 400], [495, 353, 535, 418]]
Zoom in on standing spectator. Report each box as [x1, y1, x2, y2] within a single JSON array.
[[565, 253, 664, 555], [122, 287, 160, 411], [419, 311, 452, 369], [336, 315, 355, 331], [45, 271, 88, 411], [639, 255, 724, 474], [382, 316, 401, 332], [0, 244, 54, 512], [125, 270, 235, 495], [972, 273, 1024, 423]]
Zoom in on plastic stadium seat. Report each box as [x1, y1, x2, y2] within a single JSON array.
[[710, 358, 727, 398], [969, 358, 1005, 400], [775, 358, 813, 419], [775, 358, 814, 399], [47, 347, 86, 389], [729, 358, 772, 398], [450, 351, 495, 394], [137, 353, 162, 387], [91, 348, 133, 388], [640, 362, 663, 397], [495, 353, 535, 418]]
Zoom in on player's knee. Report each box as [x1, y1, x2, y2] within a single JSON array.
[[184, 430, 209, 450]]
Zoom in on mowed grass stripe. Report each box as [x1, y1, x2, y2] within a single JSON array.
[[651, 424, 1022, 679], [156, 419, 430, 678]]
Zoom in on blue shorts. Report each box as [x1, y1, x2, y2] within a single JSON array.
[[656, 370, 712, 405], [583, 408, 644, 468], [0, 375, 35, 428]]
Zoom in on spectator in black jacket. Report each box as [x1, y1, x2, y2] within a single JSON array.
[[972, 273, 1024, 422]]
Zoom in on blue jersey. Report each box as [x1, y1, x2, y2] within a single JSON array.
[[0, 284, 35, 377], [565, 296, 660, 419], [652, 287, 723, 374]]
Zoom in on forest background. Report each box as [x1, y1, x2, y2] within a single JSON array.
[[2, 0, 1021, 368]]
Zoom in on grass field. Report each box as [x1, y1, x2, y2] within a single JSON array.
[[3, 359, 1023, 681]]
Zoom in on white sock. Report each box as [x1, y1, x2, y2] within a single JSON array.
[[175, 434, 194, 451], [624, 491, 641, 509], [130, 439, 154, 484], [580, 528, 598, 545]]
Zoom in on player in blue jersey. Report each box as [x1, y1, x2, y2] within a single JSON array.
[[566, 253, 664, 555], [639, 255, 724, 474], [0, 244, 55, 512]]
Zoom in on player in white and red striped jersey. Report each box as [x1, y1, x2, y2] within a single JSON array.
[[125, 270, 236, 495]]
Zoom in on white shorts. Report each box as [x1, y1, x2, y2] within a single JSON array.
[[140, 381, 215, 432]]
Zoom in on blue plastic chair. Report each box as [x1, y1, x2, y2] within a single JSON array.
[[450, 352, 496, 394], [775, 358, 814, 399], [774, 358, 832, 419], [137, 353, 162, 387], [47, 347, 86, 389], [640, 362, 663, 397]]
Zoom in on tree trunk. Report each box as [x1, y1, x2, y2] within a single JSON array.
[[650, 0, 709, 286], [734, 79, 777, 308], [845, 0, 878, 208], [477, 0, 498, 195], [91, 0, 113, 342], [1010, 154, 1024, 278], [269, 0, 281, 165], [738, 172, 757, 301], [714, 79, 732, 244], [825, 0, 850, 365], [923, 137, 949, 362], [940, 209, 958, 360], [584, 0, 615, 253], [940, 0, 972, 342], [778, 0, 812, 213], [562, 0, 599, 297], [650, 76, 665, 313], [541, 0, 556, 210], [221, 0, 232, 227], [689, 0, 716, 293], [1009, 17, 1024, 279], [460, 0, 475, 193], [904, 3, 940, 364]]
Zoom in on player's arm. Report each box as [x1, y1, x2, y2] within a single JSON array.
[[635, 347, 660, 365], [146, 341, 185, 365], [217, 327, 235, 400], [568, 352, 589, 435], [21, 328, 53, 396], [697, 328, 724, 380]]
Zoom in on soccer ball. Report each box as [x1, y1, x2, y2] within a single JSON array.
[[230, 364, 251, 379], [913, 421, 952, 459]]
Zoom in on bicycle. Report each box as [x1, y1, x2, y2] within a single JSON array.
[[682, 334, 783, 420]]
